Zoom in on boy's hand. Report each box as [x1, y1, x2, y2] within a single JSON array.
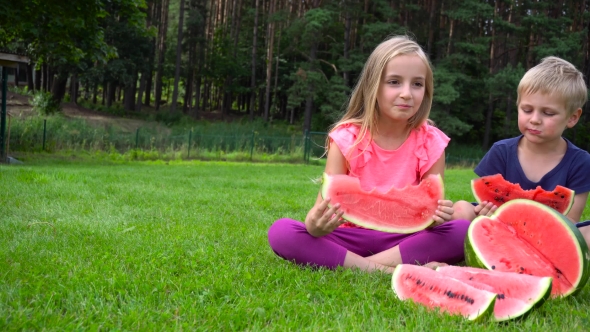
[[305, 197, 346, 237], [474, 201, 497, 217], [432, 200, 454, 226]]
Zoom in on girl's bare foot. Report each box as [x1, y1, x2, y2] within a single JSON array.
[[422, 261, 448, 270]]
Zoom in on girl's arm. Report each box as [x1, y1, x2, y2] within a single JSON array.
[[422, 151, 445, 180], [422, 151, 455, 224], [304, 142, 348, 237], [567, 192, 589, 223]]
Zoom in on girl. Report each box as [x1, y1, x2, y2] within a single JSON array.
[[268, 36, 470, 273]]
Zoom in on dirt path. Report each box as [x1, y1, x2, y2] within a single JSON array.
[[5, 91, 162, 133]]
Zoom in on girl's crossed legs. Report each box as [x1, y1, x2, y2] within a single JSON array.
[[268, 218, 470, 273]]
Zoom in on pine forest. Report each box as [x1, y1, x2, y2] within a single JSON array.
[[3, 0, 590, 150]]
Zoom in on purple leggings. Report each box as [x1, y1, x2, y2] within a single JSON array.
[[268, 218, 471, 269]]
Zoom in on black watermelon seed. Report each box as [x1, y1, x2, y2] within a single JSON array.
[[491, 265, 495, 269]]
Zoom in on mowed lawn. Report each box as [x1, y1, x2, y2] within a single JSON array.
[[1, 159, 590, 330]]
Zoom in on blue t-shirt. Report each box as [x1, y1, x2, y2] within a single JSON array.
[[474, 136, 590, 194]]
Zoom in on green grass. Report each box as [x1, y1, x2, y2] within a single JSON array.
[[1, 159, 589, 330]]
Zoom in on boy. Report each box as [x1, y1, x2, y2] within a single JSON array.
[[453, 56, 590, 247]]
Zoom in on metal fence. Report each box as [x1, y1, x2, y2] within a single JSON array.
[[7, 117, 329, 163], [5, 116, 485, 165]]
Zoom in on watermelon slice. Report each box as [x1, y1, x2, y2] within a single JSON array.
[[471, 174, 574, 214], [392, 264, 496, 321], [321, 173, 444, 233], [436, 266, 552, 321], [465, 199, 590, 298]]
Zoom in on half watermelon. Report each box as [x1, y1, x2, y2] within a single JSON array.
[[392, 264, 496, 321], [321, 173, 444, 233], [465, 199, 590, 298], [436, 266, 552, 321], [471, 174, 574, 214]]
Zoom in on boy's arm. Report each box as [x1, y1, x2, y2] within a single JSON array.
[[566, 192, 589, 223]]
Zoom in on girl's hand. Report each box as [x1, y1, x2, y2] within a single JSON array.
[[305, 197, 345, 237], [432, 199, 454, 226], [474, 201, 497, 217]]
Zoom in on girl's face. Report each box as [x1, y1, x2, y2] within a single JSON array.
[[376, 54, 427, 125]]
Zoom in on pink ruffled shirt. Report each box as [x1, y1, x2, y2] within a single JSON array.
[[329, 123, 450, 192]]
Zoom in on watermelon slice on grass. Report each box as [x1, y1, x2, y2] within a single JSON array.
[[321, 173, 444, 233], [436, 266, 552, 321], [465, 199, 590, 298], [471, 174, 574, 214], [392, 264, 496, 321]]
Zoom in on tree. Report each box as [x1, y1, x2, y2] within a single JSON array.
[[170, 0, 186, 113]]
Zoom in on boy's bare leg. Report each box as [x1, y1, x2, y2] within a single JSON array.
[[452, 200, 477, 221], [578, 226, 590, 251]]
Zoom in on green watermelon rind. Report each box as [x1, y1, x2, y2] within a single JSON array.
[[470, 175, 575, 215], [465, 199, 590, 298], [391, 264, 496, 322], [321, 173, 443, 234], [436, 266, 553, 322]]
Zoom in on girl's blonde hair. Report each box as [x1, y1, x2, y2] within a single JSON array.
[[328, 35, 434, 151]]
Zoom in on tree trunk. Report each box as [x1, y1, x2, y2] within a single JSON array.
[[70, 73, 78, 105], [14, 66, 20, 87], [42, 63, 48, 91], [171, 0, 186, 113], [26, 63, 34, 91], [155, 0, 170, 110], [446, 19, 454, 57], [263, 0, 276, 121], [249, 0, 259, 121], [427, 0, 438, 55], [93, 82, 98, 104], [504, 93, 513, 137], [483, 2, 498, 150], [303, 42, 318, 133], [144, 0, 158, 107], [34, 66, 41, 91], [50, 71, 68, 107], [137, 71, 147, 112], [124, 70, 138, 111], [343, 9, 351, 87], [107, 81, 116, 107]]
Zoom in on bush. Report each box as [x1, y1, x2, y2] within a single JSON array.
[[32, 91, 61, 115]]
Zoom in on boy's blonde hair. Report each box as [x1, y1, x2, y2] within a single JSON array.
[[329, 35, 434, 148], [517, 56, 587, 114]]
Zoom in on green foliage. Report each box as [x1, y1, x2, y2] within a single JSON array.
[[318, 75, 349, 124], [5, 0, 590, 152], [31, 91, 61, 115]]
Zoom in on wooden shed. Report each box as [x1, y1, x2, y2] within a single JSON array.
[[1, 51, 30, 163]]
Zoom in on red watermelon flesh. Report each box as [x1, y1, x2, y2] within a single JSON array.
[[465, 199, 590, 298], [392, 264, 496, 321], [436, 266, 552, 321], [321, 173, 444, 233], [471, 174, 574, 214]]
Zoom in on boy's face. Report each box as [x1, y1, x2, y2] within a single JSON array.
[[517, 92, 581, 144]]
